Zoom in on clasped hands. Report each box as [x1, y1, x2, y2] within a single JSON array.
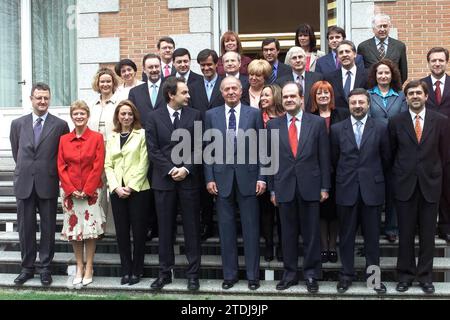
[[72, 190, 87, 199], [170, 167, 188, 182], [115, 186, 133, 199]]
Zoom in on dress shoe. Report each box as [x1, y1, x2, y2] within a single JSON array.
[[305, 278, 319, 293], [276, 279, 298, 290], [419, 282, 435, 294], [329, 251, 338, 263], [73, 276, 83, 285], [374, 282, 387, 294], [82, 277, 93, 286], [14, 272, 34, 285], [120, 275, 130, 285], [439, 233, 450, 242], [321, 251, 329, 263], [264, 243, 274, 262], [222, 279, 238, 290], [146, 228, 159, 241], [150, 277, 172, 290], [248, 280, 260, 290], [276, 245, 283, 262], [200, 225, 214, 241], [396, 281, 412, 292], [129, 275, 140, 285], [187, 278, 200, 291], [386, 234, 398, 243], [337, 279, 352, 293], [40, 272, 53, 286]]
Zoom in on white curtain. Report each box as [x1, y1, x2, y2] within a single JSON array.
[[32, 0, 77, 106], [0, 1, 21, 108]]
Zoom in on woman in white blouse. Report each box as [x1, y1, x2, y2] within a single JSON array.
[[113, 59, 143, 103]]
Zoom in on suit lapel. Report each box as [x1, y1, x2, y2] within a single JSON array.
[[279, 115, 294, 160], [372, 95, 388, 115], [215, 106, 227, 135], [24, 114, 34, 147], [441, 74, 450, 104], [161, 107, 174, 131], [360, 117, 374, 149], [304, 73, 312, 106], [420, 111, 434, 145], [401, 112, 419, 144], [297, 113, 312, 157], [238, 106, 248, 131], [209, 78, 222, 106], [344, 118, 358, 149], [369, 38, 380, 60], [36, 114, 54, 149]]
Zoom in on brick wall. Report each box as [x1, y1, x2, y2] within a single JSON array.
[[376, 0, 450, 81], [98, 0, 189, 78]]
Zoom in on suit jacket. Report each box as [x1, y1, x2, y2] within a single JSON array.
[[357, 37, 408, 83], [188, 75, 225, 117], [185, 71, 203, 86], [312, 107, 350, 129], [146, 106, 202, 191], [276, 71, 324, 112], [369, 89, 408, 124], [267, 112, 331, 203], [315, 52, 365, 75], [128, 81, 166, 129], [324, 67, 368, 109], [204, 104, 265, 197], [421, 74, 450, 118], [275, 61, 292, 81], [388, 109, 447, 203], [331, 117, 391, 206], [10, 113, 69, 199], [104, 128, 150, 193]]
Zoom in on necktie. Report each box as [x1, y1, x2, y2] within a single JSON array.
[[344, 71, 352, 98], [435, 80, 442, 105], [228, 108, 236, 131], [335, 55, 340, 69], [150, 84, 157, 107], [34, 117, 43, 146], [173, 111, 180, 129], [288, 116, 298, 157], [269, 66, 276, 84], [355, 120, 363, 149], [378, 41, 385, 60], [164, 64, 170, 77], [415, 115, 422, 143], [206, 82, 213, 101]]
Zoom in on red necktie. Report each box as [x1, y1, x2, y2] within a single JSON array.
[[164, 64, 170, 77], [435, 80, 442, 105], [289, 117, 298, 157], [415, 115, 422, 143]]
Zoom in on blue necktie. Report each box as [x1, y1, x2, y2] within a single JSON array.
[[344, 70, 352, 99], [355, 120, 363, 149], [34, 117, 43, 146], [228, 108, 236, 131], [206, 82, 213, 101], [150, 84, 157, 107], [268, 66, 276, 84]]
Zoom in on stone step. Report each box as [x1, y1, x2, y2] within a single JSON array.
[[0, 274, 448, 299]]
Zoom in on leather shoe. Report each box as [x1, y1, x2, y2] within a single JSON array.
[[222, 279, 238, 290], [264, 243, 274, 262], [328, 251, 338, 263], [396, 281, 412, 292], [146, 228, 159, 241], [276, 279, 298, 290], [374, 282, 387, 294], [419, 282, 435, 294], [305, 278, 319, 293], [276, 245, 283, 262], [40, 272, 52, 286], [386, 234, 398, 243], [129, 275, 140, 285], [439, 233, 450, 242], [187, 278, 200, 291], [14, 272, 34, 285], [321, 251, 329, 263], [120, 275, 130, 285], [248, 280, 260, 290], [201, 225, 214, 241], [150, 277, 172, 290], [337, 279, 352, 293]]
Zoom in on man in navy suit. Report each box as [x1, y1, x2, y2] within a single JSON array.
[[222, 51, 250, 104], [147, 76, 202, 291], [316, 26, 365, 75], [330, 88, 391, 294], [324, 40, 368, 110], [204, 76, 266, 291], [172, 48, 203, 85], [267, 82, 331, 293], [261, 38, 291, 84], [421, 47, 450, 241]]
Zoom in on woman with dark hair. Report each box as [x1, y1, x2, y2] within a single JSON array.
[[216, 31, 252, 76], [113, 59, 143, 102], [295, 23, 325, 72], [368, 58, 407, 243], [310, 80, 349, 263], [259, 84, 285, 261]]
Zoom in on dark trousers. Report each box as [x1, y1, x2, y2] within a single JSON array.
[[384, 170, 398, 235], [216, 178, 260, 281], [154, 187, 201, 279], [146, 189, 157, 233], [337, 191, 381, 281], [16, 185, 57, 273], [259, 191, 281, 245], [278, 192, 321, 281], [438, 163, 450, 234], [200, 172, 215, 228], [396, 184, 438, 283], [110, 190, 149, 277]]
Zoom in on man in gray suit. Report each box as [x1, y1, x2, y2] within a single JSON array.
[[9, 83, 69, 285], [357, 14, 408, 84]]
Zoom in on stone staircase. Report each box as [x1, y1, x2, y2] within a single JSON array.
[[1, 156, 450, 299]]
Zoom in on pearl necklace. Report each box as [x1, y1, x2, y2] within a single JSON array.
[[120, 131, 131, 138]]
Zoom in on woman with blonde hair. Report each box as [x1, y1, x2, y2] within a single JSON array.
[[247, 59, 272, 108]]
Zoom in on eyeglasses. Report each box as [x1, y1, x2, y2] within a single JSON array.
[[32, 96, 50, 101]]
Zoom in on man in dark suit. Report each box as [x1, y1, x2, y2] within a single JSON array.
[[147, 76, 202, 291], [129, 53, 165, 241], [324, 40, 368, 110], [158, 36, 177, 80], [316, 26, 365, 75], [421, 47, 450, 241], [188, 49, 225, 241], [389, 80, 447, 294], [9, 83, 69, 286], [267, 82, 331, 293], [275, 46, 323, 112], [261, 38, 291, 84], [222, 51, 250, 104], [204, 76, 266, 291], [357, 14, 408, 84], [330, 88, 391, 294], [172, 48, 203, 85]]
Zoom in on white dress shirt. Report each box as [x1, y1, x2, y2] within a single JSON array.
[[341, 65, 357, 92]]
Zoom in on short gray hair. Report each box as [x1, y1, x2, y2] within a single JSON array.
[[284, 46, 306, 66], [372, 14, 391, 28], [223, 51, 241, 62]]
